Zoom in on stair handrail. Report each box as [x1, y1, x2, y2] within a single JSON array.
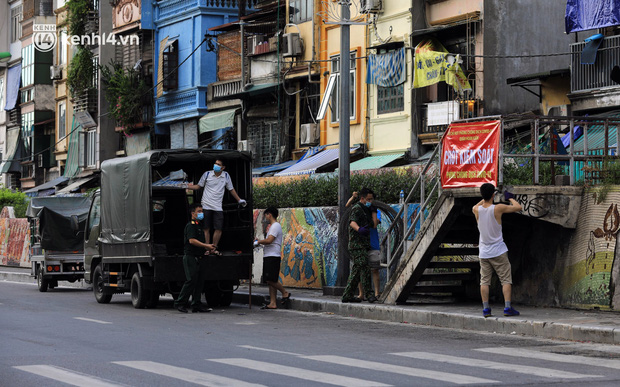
[[380, 134, 444, 278]]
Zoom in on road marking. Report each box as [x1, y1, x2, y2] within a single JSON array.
[[237, 345, 302, 356], [208, 358, 390, 387], [475, 347, 620, 370], [14, 365, 124, 387], [114, 361, 265, 387], [74, 317, 112, 324], [392, 352, 603, 379], [303, 355, 497, 385], [235, 322, 258, 325]]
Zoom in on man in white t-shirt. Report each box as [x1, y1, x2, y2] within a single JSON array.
[[187, 159, 246, 255], [254, 207, 291, 309]]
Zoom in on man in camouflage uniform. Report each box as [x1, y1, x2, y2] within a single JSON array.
[[342, 187, 378, 303]]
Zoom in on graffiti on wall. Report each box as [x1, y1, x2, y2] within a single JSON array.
[[253, 204, 421, 289], [0, 218, 30, 267], [558, 192, 619, 309], [514, 194, 549, 219]]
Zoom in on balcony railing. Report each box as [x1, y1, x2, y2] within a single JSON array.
[[571, 34, 620, 93], [208, 79, 243, 100]]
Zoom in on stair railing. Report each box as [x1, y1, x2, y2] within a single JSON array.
[[381, 139, 443, 279]]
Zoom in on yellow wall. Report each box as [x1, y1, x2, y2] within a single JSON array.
[[319, 0, 367, 147], [367, 3, 412, 154], [54, 7, 72, 165], [541, 77, 571, 115]]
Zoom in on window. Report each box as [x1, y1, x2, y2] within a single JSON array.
[[162, 40, 178, 91], [11, 6, 23, 43], [91, 56, 99, 89], [377, 84, 404, 114], [20, 88, 33, 104], [21, 111, 34, 157], [0, 78, 4, 111], [85, 130, 96, 167], [86, 194, 100, 240], [290, 0, 313, 23], [58, 101, 66, 139], [21, 45, 35, 87], [330, 52, 356, 124], [59, 30, 67, 66]]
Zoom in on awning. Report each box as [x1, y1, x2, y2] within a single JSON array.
[[349, 153, 404, 171], [239, 83, 278, 97], [199, 108, 238, 134], [0, 127, 26, 173], [275, 147, 358, 176], [57, 175, 99, 194], [4, 64, 21, 111], [23, 177, 69, 197], [252, 160, 297, 176]]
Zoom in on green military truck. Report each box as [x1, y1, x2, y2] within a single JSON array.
[[27, 196, 92, 292], [83, 149, 254, 308]]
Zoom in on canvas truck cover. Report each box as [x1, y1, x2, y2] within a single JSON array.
[[26, 196, 92, 251], [100, 149, 252, 245]]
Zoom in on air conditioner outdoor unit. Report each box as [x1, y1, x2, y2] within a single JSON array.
[[281, 33, 302, 57], [50, 65, 62, 80], [361, 0, 382, 14], [238, 140, 248, 151], [300, 123, 319, 146]]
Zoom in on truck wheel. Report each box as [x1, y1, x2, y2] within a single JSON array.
[[219, 281, 234, 307], [37, 268, 49, 293], [131, 272, 148, 309], [93, 265, 112, 304], [146, 291, 159, 309]]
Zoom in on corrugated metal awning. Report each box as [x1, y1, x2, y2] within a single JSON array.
[[349, 153, 404, 171], [275, 147, 359, 176]]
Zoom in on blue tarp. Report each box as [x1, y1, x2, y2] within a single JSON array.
[[561, 125, 583, 148], [252, 160, 297, 177], [4, 64, 21, 111], [566, 0, 620, 33]]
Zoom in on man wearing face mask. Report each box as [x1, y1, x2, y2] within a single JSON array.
[[342, 187, 377, 304], [175, 203, 216, 313], [187, 159, 246, 255]]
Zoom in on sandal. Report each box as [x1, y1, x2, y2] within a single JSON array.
[[280, 293, 292, 305], [260, 304, 277, 310], [212, 249, 222, 256]]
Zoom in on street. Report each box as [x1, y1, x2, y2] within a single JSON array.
[[2, 280, 620, 387]]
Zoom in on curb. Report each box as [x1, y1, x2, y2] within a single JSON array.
[[0, 270, 89, 289], [232, 292, 620, 345]]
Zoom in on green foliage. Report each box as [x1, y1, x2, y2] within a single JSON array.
[[100, 61, 151, 131], [0, 187, 29, 218], [588, 159, 620, 203], [67, 46, 94, 96], [253, 168, 430, 209], [66, 0, 91, 37]]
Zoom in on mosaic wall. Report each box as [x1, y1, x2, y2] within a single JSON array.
[[556, 189, 620, 309]]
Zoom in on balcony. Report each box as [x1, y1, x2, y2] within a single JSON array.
[[208, 79, 243, 101], [72, 89, 98, 114], [156, 0, 256, 20], [571, 35, 620, 93]]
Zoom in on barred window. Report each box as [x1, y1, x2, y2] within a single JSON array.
[[290, 0, 313, 24], [377, 84, 404, 114]]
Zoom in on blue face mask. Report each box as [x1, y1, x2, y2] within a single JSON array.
[[213, 164, 222, 172], [196, 212, 204, 221], [365, 201, 372, 208]]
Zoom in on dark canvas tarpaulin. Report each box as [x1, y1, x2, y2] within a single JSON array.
[[101, 152, 151, 244], [26, 196, 92, 251], [566, 0, 620, 33]]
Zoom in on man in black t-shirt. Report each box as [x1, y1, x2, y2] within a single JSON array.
[[174, 203, 216, 313]]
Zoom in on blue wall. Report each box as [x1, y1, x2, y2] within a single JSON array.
[[153, 0, 238, 126]]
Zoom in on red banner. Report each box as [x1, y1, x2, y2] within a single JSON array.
[[440, 120, 500, 188]]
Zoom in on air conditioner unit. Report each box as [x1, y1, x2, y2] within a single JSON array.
[[281, 33, 302, 57], [50, 65, 62, 80], [361, 0, 382, 14], [300, 123, 319, 146], [238, 140, 248, 151]]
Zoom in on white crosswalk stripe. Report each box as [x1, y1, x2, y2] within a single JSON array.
[[208, 358, 391, 387], [13, 365, 125, 387], [391, 352, 603, 379], [302, 355, 498, 385], [474, 347, 620, 370], [113, 361, 265, 387]]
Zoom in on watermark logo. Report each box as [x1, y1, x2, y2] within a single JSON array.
[[33, 24, 57, 52], [33, 24, 139, 52]]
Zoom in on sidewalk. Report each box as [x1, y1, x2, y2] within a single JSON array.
[[3, 265, 619, 344], [233, 284, 620, 345]]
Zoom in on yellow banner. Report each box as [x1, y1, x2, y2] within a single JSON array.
[[413, 39, 472, 92]]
